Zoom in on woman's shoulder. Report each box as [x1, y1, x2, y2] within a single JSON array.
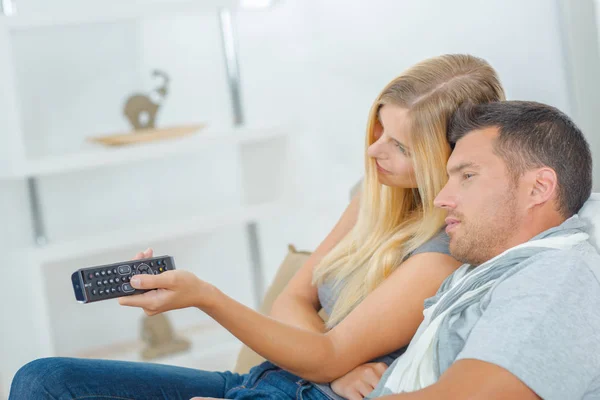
[[409, 230, 451, 257]]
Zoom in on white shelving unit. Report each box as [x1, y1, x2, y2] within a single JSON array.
[[0, 123, 290, 179], [0, 1, 292, 398], [4, 0, 240, 29]]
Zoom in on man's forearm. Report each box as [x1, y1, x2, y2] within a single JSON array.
[[375, 384, 442, 399]]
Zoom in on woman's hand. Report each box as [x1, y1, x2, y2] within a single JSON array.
[[190, 398, 224, 400], [118, 248, 216, 315], [330, 362, 388, 400]]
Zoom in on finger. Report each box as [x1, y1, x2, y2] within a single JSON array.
[[364, 368, 381, 389], [190, 398, 225, 400], [373, 362, 388, 377], [130, 271, 174, 290], [133, 251, 144, 260], [143, 247, 153, 258], [346, 391, 363, 400], [357, 381, 374, 397], [118, 291, 155, 308]]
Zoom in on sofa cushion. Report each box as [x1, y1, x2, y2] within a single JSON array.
[[233, 244, 312, 374]]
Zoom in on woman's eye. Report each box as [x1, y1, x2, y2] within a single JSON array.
[[463, 173, 474, 180], [394, 142, 406, 154]]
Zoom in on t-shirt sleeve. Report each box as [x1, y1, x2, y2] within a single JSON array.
[[349, 178, 363, 200], [455, 250, 600, 400], [409, 230, 451, 257]]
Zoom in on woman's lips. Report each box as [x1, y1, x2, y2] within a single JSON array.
[[376, 161, 392, 174]]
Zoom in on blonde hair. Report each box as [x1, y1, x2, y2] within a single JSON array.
[[313, 54, 506, 328]]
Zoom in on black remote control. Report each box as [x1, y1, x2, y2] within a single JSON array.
[[71, 255, 175, 304]]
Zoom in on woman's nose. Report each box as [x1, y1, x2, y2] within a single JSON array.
[[367, 139, 386, 159]]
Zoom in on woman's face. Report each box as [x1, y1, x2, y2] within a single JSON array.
[[367, 104, 417, 188]]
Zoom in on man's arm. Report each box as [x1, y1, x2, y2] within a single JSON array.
[[379, 359, 540, 400], [380, 251, 600, 400]]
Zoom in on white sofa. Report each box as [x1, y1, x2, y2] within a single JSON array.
[[233, 193, 600, 373], [580, 193, 600, 250]]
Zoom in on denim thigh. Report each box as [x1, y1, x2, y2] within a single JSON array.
[[225, 361, 337, 400], [9, 357, 244, 400]]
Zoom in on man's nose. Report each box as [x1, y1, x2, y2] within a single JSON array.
[[434, 183, 456, 210]]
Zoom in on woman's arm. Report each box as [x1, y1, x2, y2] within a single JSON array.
[[121, 250, 461, 383], [269, 191, 361, 332]]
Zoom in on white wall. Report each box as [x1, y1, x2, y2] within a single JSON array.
[[560, 0, 600, 190], [237, 0, 575, 281], [2, 0, 589, 396]]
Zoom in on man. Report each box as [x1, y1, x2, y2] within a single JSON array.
[[367, 100, 600, 399]]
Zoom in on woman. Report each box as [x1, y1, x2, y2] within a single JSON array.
[[9, 54, 505, 400]]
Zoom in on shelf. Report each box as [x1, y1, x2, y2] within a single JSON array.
[[23, 200, 289, 263], [0, 123, 291, 180], [3, 0, 240, 30]]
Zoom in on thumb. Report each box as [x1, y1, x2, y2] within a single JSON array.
[[130, 272, 172, 290]]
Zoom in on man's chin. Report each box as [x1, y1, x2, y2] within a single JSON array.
[[449, 238, 472, 265]]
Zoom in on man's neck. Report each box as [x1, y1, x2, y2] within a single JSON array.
[[490, 212, 566, 262]]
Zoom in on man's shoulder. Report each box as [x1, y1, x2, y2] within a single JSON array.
[[495, 242, 600, 299], [528, 242, 600, 277]]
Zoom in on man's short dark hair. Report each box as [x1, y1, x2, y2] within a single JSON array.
[[448, 100, 592, 217]]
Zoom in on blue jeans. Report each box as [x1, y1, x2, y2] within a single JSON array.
[[9, 357, 336, 400]]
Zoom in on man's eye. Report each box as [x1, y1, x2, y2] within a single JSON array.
[[463, 173, 474, 180]]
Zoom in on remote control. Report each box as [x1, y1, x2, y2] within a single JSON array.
[[71, 255, 175, 304]]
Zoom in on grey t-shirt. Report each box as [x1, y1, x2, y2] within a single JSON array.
[[452, 241, 600, 399], [318, 230, 451, 319], [313, 230, 451, 398]]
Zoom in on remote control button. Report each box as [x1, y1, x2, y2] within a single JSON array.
[[101, 271, 106, 276], [122, 283, 134, 293], [157, 260, 163, 266], [103, 279, 108, 285], [113, 268, 117, 274], [111, 287, 116, 293], [107, 270, 112, 275], [96, 281, 102, 286], [116, 286, 122, 292], [92, 289, 97, 295], [109, 278, 114, 284], [99, 289, 104, 295], [95, 272, 100, 278], [115, 277, 120, 283], [88, 273, 94, 279], [118, 265, 131, 275], [150, 261, 155, 267], [137, 264, 154, 275]]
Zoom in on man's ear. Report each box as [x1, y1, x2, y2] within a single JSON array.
[[528, 167, 558, 209]]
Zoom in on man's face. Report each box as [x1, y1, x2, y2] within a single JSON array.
[[434, 128, 527, 265]]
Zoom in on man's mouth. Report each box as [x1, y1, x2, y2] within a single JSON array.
[[445, 217, 460, 233]]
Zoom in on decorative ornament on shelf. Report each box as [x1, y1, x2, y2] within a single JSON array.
[[140, 313, 191, 360], [88, 69, 205, 147], [124, 69, 169, 131]]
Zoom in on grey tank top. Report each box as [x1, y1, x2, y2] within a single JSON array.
[[313, 230, 451, 399]]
